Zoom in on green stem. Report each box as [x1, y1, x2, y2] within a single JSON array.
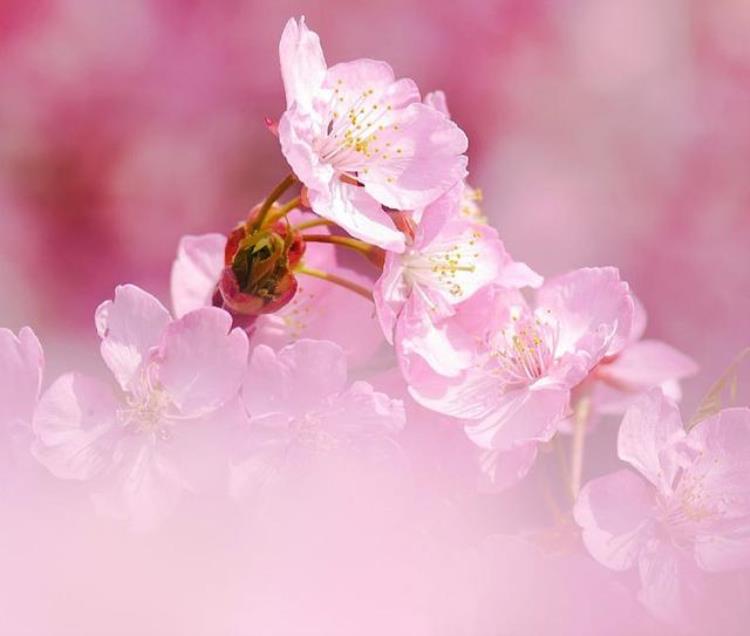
[[302, 233, 375, 256], [293, 218, 335, 232], [253, 173, 297, 230], [266, 195, 302, 226], [296, 266, 373, 302]]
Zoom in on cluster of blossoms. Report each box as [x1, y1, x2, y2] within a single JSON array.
[[1, 17, 748, 631]]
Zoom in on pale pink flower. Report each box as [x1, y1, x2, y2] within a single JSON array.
[[374, 185, 540, 352], [0, 326, 44, 464], [170, 224, 384, 364], [32, 284, 248, 530], [574, 389, 750, 623], [230, 339, 405, 500], [277, 17, 468, 251], [406, 267, 634, 487]]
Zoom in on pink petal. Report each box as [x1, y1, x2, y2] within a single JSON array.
[[361, 102, 468, 211], [464, 383, 569, 450], [373, 251, 408, 344], [95, 284, 171, 392], [229, 428, 290, 500], [243, 339, 348, 417], [0, 326, 44, 429], [637, 540, 695, 626], [325, 380, 406, 436], [277, 108, 332, 193], [308, 181, 405, 252], [477, 443, 539, 492], [170, 233, 224, 318], [617, 389, 686, 493], [91, 435, 186, 532], [156, 307, 248, 417], [324, 58, 410, 98], [31, 373, 118, 480], [536, 267, 634, 362], [495, 261, 544, 289], [396, 292, 475, 379], [598, 340, 698, 391], [574, 470, 655, 571], [423, 90, 449, 117], [687, 408, 750, 571], [279, 16, 327, 111]]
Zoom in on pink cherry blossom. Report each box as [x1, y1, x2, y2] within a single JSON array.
[[374, 185, 541, 349], [170, 223, 384, 365], [0, 326, 43, 465], [32, 284, 248, 530], [277, 17, 468, 251], [405, 267, 634, 488], [230, 339, 405, 500], [574, 389, 750, 623]]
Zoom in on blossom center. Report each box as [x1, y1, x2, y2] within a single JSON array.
[[660, 469, 726, 544], [313, 80, 402, 179], [402, 233, 481, 298], [488, 306, 558, 386], [291, 412, 342, 453], [117, 381, 173, 439]]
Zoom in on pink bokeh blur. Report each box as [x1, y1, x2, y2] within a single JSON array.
[[1, 1, 749, 634]]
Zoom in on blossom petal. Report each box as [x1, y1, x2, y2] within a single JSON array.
[[243, 339, 348, 417], [536, 267, 634, 362], [396, 292, 475, 378], [156, 307, 248, 417], [464, 383, 569, 450], [423, 90, 449, 116], [637, 541, 695, 626], [170, 233, 224, 318], [95, 284, 171, 392], [91, 436, 186, 532], [373, 251, 409, 344], [32, 373, 118, 480], [279, 16, 327, 111], [598, 340, 698, 391], [477, 443, 539, 492], [0, 326, 44, 430], [617, 389, 686, 493], [308, 181, 405, 252], [688, 408, 750, 571], [324, 380, 406, 436], [361, 102, 468, 211], [574, 469, 655, 571]]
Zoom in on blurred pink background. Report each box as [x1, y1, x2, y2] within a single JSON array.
[[1, 0, 749, 404]]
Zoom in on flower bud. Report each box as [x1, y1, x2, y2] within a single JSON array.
[[217, 218, 304, 316]]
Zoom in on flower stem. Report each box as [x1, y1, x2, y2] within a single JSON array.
[[293, 218, 334, 232], [266, 195, 302, 226], [296, 266, 373, 302], [253, 173, 297, 230], [302, 234, 375, 256], [570, 396, 591, 500]]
